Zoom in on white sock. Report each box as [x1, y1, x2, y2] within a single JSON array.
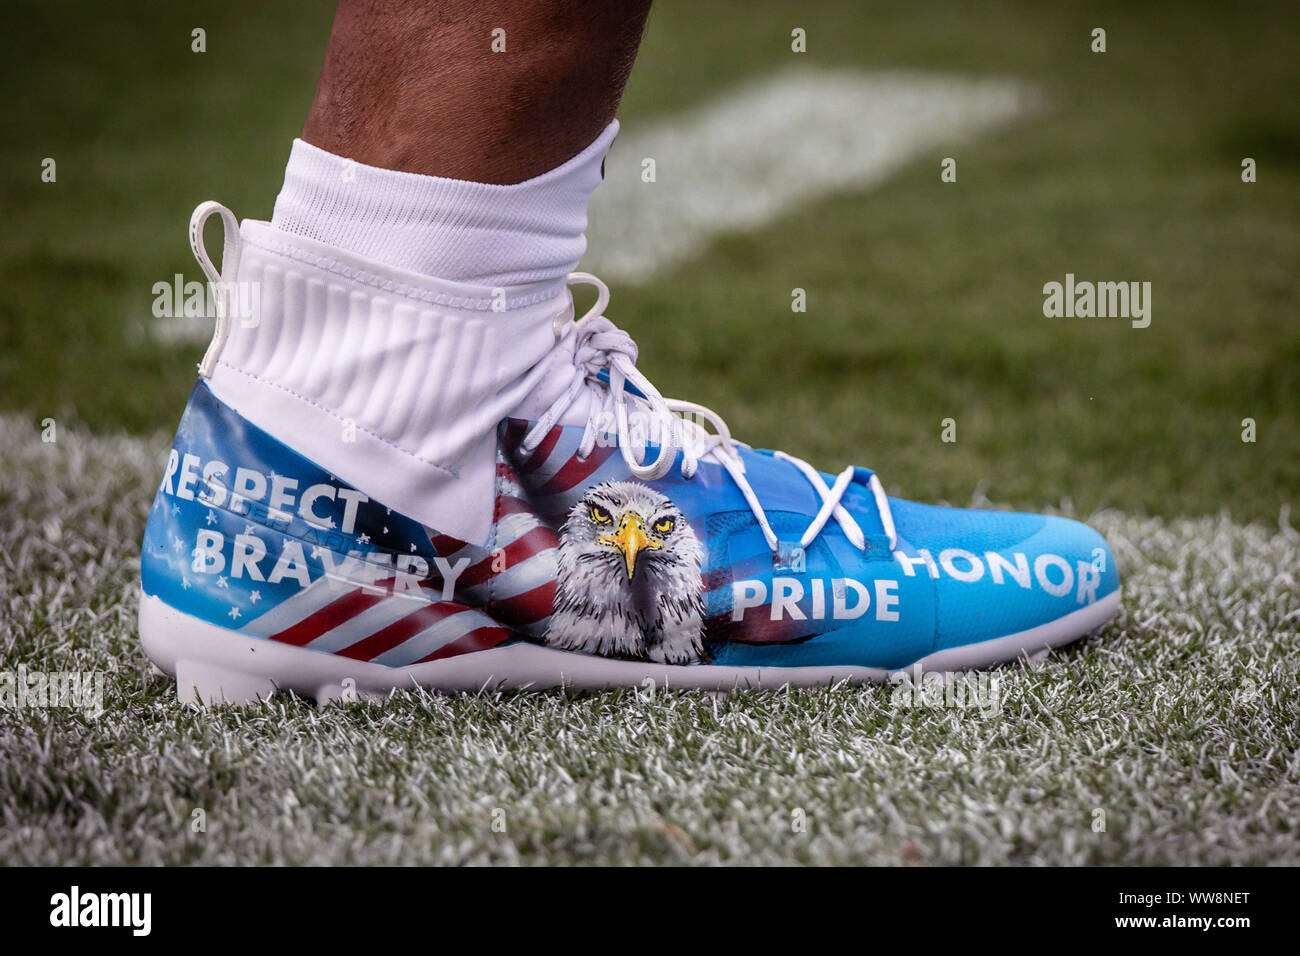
[[200, 126, 620, 545], [270, 121, 618, 288]]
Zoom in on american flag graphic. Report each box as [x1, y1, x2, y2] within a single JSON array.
[[234, 419, 629, 667], [239, 575, 513, 667]]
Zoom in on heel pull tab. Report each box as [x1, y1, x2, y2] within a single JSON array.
[[190, 201, 243, 378]]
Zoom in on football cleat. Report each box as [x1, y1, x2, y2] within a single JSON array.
[[140, 204, 1120, 703]]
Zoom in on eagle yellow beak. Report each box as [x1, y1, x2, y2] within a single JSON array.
[[598, 511, 662, 579]]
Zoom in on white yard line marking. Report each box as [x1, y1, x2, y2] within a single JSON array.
[[584, 68, 1041, 282]]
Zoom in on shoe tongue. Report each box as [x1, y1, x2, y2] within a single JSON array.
[[744, 451, 890, 541], [841, 468, 890, 540], [508, 328, 592, 426]]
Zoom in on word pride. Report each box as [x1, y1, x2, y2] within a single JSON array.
[[733, 577, 901, 622], [1042, 273, 1151, 328]]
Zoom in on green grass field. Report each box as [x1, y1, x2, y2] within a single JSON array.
[[1, 0, 1298, 865]]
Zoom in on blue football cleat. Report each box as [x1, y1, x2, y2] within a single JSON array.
[[140, 207, 1120, 703]]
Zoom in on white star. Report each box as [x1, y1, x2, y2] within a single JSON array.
[[228, 606, 241, 620], [358, 532, 371, 544], [173, 536, 184, 551], [385, 507, 392, 515], [206, 510, 216, 526], [244, 524, 257, 536], [216, 575, 228, 588], [182, 576, 191, 590], [410, 543, 417, 552], [249, 590, 261, 604], [172, 504, 181, 517], [310, 546, 322, 559], [382, 526, 389, 535]]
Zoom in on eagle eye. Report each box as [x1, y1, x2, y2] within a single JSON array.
[[590, 504, 613, 524], [653, 516, 676, 534]]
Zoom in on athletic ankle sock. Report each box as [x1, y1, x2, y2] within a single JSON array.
[[269, 121, 618, 288], [198, 126, 619, 544]]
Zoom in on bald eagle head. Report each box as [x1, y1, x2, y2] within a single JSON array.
[[547, 481, 706, 664]]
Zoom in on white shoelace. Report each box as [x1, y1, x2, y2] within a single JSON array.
[[521, 273, 898, 555]]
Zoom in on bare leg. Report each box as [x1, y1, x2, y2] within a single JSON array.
[[301, 0, 653, 184]]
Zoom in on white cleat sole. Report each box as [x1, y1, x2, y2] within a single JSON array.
[[139, 588, 1121, 705]]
